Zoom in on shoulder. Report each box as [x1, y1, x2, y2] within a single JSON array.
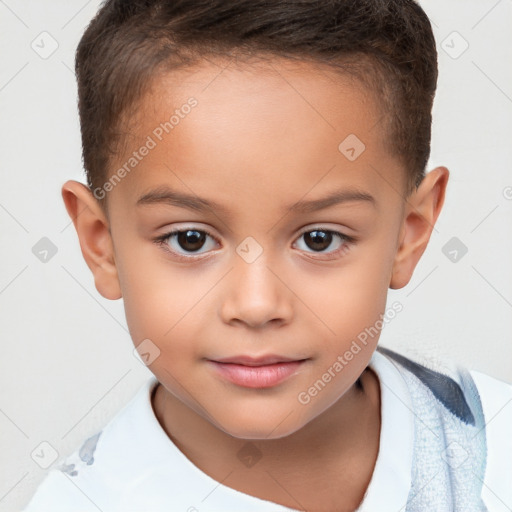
[[374, 346, 512, 510], [21, 427, 107, 511], [22, 467, 100, 512], [376, 345, 512, 426], [22, 377, 160, 512], [469, 369, 512, 511]]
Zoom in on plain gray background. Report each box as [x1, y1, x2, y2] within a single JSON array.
[[1, 1, 511, 510]]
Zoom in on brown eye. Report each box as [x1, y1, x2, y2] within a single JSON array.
[[293, 226, 355, 260], [303, 230, 333, 252], [175, 230, 207, 252], [155, 227, 219, 259]]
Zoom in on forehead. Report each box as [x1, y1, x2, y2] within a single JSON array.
[[109, 57, 403, 214]]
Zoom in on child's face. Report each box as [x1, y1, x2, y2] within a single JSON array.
[[64, 57, 448, 439]]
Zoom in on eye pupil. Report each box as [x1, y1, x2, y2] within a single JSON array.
[[177, 230, 206, 252], [304, 230, 332, 251]]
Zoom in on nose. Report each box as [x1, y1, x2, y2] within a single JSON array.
[[218, 252, 294, 329]]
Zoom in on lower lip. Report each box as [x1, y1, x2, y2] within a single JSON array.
[[208, 360, 306, 388]]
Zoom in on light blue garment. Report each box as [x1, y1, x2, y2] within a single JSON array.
[[377, 347, 488, 511]]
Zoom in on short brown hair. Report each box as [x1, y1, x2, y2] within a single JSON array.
[[75, 0, 438, 213]]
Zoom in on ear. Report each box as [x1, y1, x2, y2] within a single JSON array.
[[61, 180, 122, 300], [390, 166, 449, 289]]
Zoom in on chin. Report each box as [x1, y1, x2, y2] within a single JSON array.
[[214, 410, 308, 440]]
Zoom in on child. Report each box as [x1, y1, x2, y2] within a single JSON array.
[[23, 0, 512, 510]]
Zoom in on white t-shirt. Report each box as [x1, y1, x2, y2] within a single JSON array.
[[22, 348, 512, 511]]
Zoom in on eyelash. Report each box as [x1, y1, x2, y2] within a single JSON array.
[[153, 226, 356, 262]]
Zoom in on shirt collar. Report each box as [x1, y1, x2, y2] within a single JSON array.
[[98, 348, 414, 510]]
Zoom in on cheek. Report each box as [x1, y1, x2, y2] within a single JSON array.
[[118, 247, 215, 356], [114, 238, 175, 336], [298, 245, 394, 376], [300, 254, 390, 334], [122, 273, 196, 342]]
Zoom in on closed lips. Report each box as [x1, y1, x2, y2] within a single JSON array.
[[207, 357, 309, 388]]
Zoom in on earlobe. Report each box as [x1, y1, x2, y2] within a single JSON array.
[[61, 180, 122, 300], [389, 167, 449, 290]]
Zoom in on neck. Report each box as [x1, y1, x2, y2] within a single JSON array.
[[152, 367, 381, 510]]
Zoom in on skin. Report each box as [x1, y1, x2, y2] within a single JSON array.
[[62, 57, 449, 511]]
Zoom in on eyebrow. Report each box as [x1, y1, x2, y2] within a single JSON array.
[[136, 185, 376, 214]]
